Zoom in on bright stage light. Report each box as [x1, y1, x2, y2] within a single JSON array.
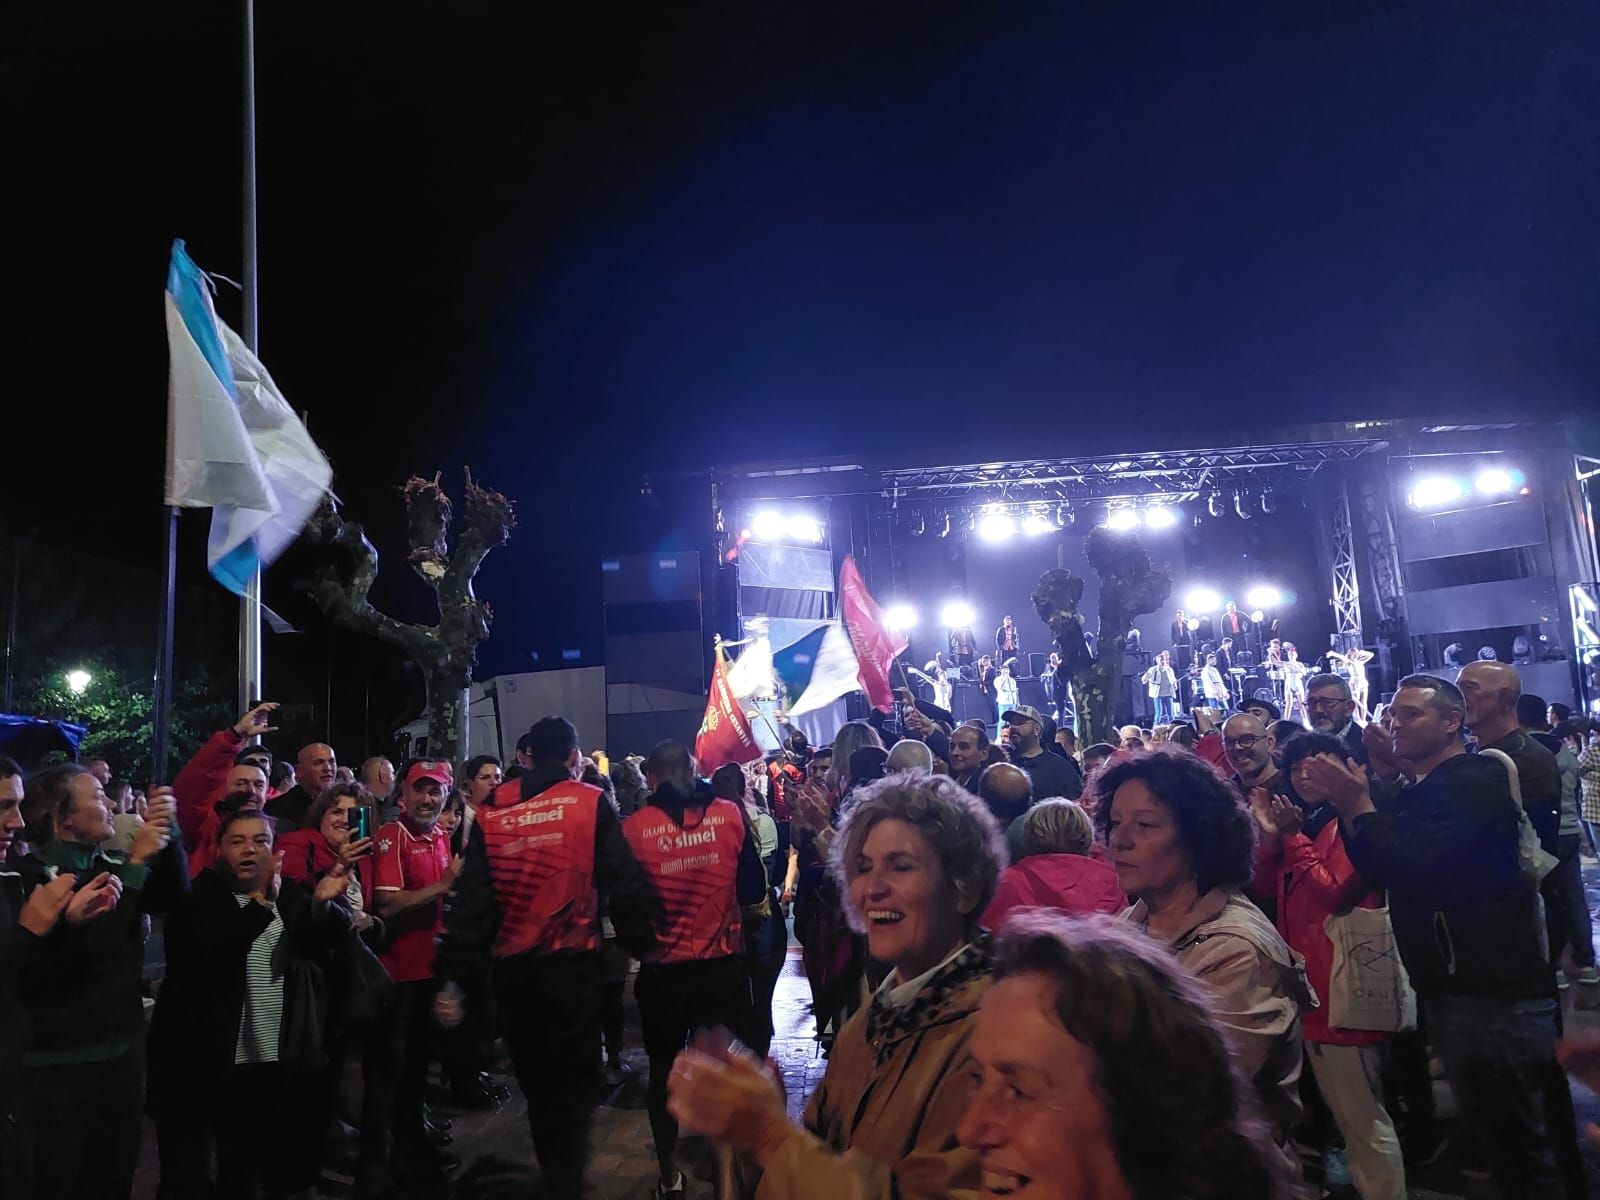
[[65, 669, 93, 696], [1245, 584, 1282, 609], [1106, 508, 1140, 533], [978, 511, 1017, 542], [1185, 587, 1221, 615], [884, 604, 919, 632], [1474, 467, 1522, 497], [1207, 493, 1227, 519], [941, 600, 975, 628], [1021, 512, 1054, 537], [1250, 609, 1266, 622], [786, 514, 824, 543], [1143, 505, 1177, 530], [751, 510, 785, 541], [1407, 476, 1464, 510]]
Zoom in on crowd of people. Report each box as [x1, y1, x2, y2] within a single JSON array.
[[1, 657, 1599, 1199]]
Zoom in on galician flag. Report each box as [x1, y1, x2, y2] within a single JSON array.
[[838, 555, 908, 712], [164, 240, 332, 594], [772, 621, 862, 718], [696, 648, 761, 771]]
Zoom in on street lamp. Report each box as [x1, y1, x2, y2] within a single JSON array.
[[65, 669, 93, 696]]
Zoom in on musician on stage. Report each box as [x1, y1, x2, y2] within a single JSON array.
[[1324, 647, 1375, 722], [995, 614, 1022, 660], [1141, 650, 1179, 724], [1219, 601, 1251, 639], [1170, 609, 1191, 647], [909, 658, 954, 711], [1280, 642, 1309, 724], [1199, 653, 1232, 710], [948, 624, 977, 668]]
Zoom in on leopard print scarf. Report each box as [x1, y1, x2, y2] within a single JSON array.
[[864, 933, 995, 1065]]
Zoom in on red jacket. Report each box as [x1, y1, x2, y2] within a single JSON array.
[[173, 729, 245, 880], [277, 827, 375, 913], [1252, 815, 1386, 1046], [983, 852, 1126, 932]]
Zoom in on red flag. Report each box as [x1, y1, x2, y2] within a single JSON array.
[[838, 555, 909, 713], [695, 651, 762, 772]]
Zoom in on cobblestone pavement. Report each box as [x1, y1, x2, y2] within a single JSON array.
[[130, 873, 1600, 1199]]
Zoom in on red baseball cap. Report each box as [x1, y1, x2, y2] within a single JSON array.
[[403, 760, 453, 788]]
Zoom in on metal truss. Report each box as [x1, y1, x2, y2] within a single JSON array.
[[1327, 480, 1363, 641], [879, 440, 1381, 509]]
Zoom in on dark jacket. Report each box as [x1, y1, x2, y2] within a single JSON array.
[[434, 764, 664, 981], [0, 869, 40, 1196], [1482, 729, 1562, 852], [1012, 747, 1082, 802], [1345, 750, 1552, 999], [147, 867, 348, 1116], [1339, 719, 1369, 766], [16, 838, 188, 1063], [265, 784, 317, 833]]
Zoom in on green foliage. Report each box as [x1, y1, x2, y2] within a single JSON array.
[[12, 657, 233, 784]]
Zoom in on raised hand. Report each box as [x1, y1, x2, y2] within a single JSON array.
[[313, 862, 351, 904], [1363, 722, 1401, 777], [443, 854, 465, 888], [234, 701, 281, 739], [1303, 755, 1374, 820], [67, 871, 123, 922], [129, 795, 174, 865], [19, 873, 79, 935], [338, 835, 374, 865], [1267, 794, 1303, 839], [252, 850, 286, 906], [1247, 788, 1279, 838]]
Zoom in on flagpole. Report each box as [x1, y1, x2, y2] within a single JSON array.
[[238, 0, 264, 713], [152, 506, 179, 780]]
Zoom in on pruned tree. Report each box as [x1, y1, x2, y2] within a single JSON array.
[[1031, 526, 1173, 746], [303, 470, 516, 761]]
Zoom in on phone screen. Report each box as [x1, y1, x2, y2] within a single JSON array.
[[351, 806, 373, 842]]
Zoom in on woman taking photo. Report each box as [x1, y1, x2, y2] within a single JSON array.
[[960, 911, 1297, 1200], [667, 772, 1007, 1198], [1094, 748, 1308, 1171]]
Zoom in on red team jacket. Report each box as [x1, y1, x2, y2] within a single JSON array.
[[623, 797, 746, 964], [477, 777, 602, 957]]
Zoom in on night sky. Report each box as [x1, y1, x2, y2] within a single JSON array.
[[6, 1, 1597, 682]]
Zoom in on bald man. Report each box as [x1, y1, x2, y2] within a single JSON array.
[[1221, 713, 1290, 803], [265, 742, 338, 833], [1457, 662, 1562, 852], [978, 761, 1034, 861]]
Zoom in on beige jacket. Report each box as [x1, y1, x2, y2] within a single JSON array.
[[1124, 888, 1308, 1145], [756, 969, 990, 1200]]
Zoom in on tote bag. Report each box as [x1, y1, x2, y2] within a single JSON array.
[[1323, 904, 1417, 1033]]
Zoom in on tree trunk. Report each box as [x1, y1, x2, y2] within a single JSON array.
[[423, 670, 472, 762]]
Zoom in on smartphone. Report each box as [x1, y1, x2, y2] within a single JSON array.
[[592, 750, 609, 775], [350, 805, 373, 842]]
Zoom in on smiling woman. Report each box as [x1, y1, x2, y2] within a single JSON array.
[[666, 773, 1007, 1199]]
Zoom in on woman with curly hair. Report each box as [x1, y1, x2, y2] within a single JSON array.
[[1094, 748, 1308, 1174], [961, 910, 1297, 1199], [666, 772, 1007, 1198]]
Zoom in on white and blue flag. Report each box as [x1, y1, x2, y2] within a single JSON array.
[[164, 240, 331, 593]]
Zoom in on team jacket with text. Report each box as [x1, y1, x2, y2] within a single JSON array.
[[624, 795, 746, 964]]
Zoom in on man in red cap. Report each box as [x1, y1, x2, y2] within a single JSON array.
[[362, 758, 461, 1193]]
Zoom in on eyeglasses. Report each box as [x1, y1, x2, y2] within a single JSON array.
[[1223, 734, 1262, 750]]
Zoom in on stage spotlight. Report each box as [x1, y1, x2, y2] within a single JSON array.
[[1407, 476, 1464, 510], [1208, 493, 1227, 519], [1260, 489, 1278, 515], [1106, 508, 1140, 533], [1250, 609, 1266, 623], [1474, 466, 1522, 496], [786, 513, 824, 543], [908, 511, 925, 537], [884, 604, 919, 632], [1021, 512, 1054, 537], [941, 600, 975, 628], [1143, 505, 1177, 530], [1232, 492, 1253, 520], [935, 511, 952, 538], [1245, 584, 1282, 609], [978, 510, 1017, 541], [963, 511, 977, 535], [1054, 503, 1070, 529], [1185, 587, 1221, 615], [751, 510, 785, 541]]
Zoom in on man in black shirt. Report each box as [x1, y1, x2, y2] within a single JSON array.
[[1001, 706, 1081, 801]]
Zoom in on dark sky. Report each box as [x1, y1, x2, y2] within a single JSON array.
[[5, 1, 1597, 676]]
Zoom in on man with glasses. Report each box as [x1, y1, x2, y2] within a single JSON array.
[[1222, 713, 1291, 805], [1305, 674, 1367, 765]]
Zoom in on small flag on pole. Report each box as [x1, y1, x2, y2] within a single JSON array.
[[164, 240, 332, 593], [838, 555, 908, 712], [696, 648, 761, 772]]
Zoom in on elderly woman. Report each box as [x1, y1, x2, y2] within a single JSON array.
[[1095, 748, 1308, 1168], [960, 911, 1297, 1200], [667, 772, 1007, 1198], [982, 800, 1124, 929]]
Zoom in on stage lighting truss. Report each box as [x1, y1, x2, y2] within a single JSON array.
[[1404, 461, 1528, 511]]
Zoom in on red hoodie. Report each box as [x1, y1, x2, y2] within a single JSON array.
[[983, 852, 1127, 932], [172, 729, 246, 879]]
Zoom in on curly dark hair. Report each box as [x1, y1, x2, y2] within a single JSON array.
[[994, 911, 1294, 1200], [1092, 747, 1254, 894], [1277, 731, 1349, 776]]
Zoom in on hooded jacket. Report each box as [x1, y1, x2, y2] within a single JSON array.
[[982, 852, 1125, 931]]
